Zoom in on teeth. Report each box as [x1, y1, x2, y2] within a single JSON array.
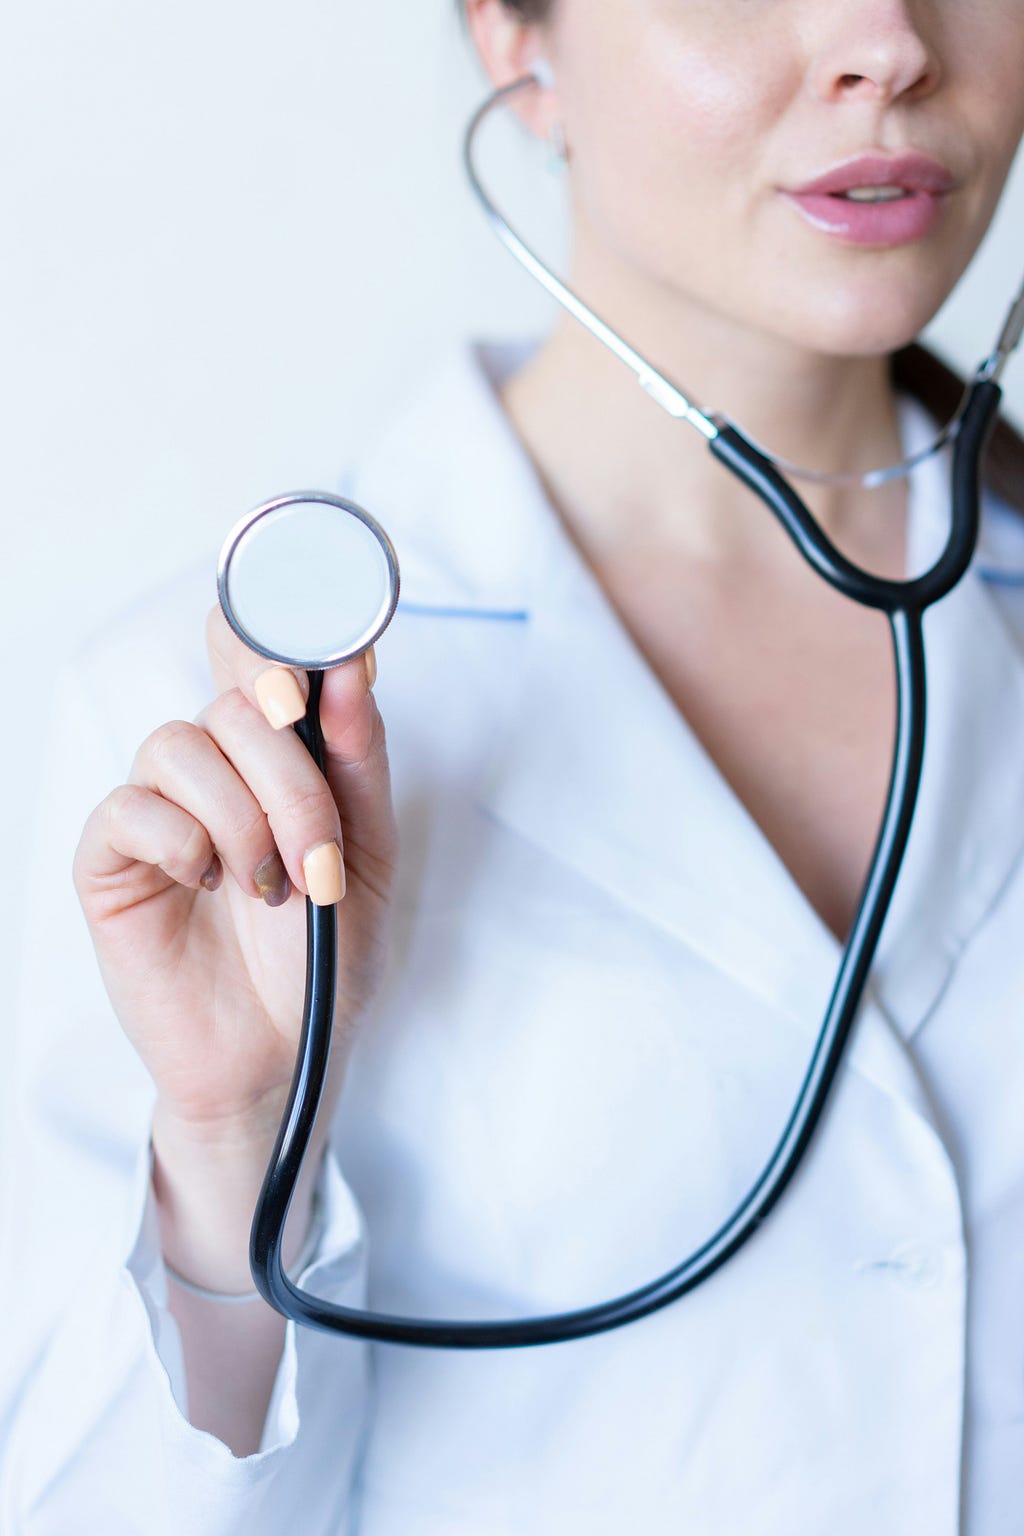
[[839, 186, 910, 203]]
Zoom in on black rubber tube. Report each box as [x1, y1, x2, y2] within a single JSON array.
[[248, 379, 1002, 1347], [707, 378, 1000, 612]]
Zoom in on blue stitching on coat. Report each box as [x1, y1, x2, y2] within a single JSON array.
[[396, 601, 530, 622]]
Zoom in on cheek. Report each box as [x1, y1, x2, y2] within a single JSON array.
[[930, 13, 1024, 292], [552, 0, 1022, 355], [566, 26, 787, 278], [947, 5, 1024, 162]]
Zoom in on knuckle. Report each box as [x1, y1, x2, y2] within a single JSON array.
[[174, 819, 210, 875], [224, 799, 269, 846], [277, 778, 337, 828], [101, 782, 149, 829], [368, 702, 390, 761], [145, 718, 203, 769], [351, 702, 391, 777], [340, 697, 390, 773], [205, 685, 253, 734]]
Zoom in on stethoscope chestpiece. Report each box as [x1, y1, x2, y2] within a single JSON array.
[[217, 490, 400, 672]]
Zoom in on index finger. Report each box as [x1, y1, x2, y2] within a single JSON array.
[[205, 603, 312, 727], [205, 604, 376, 732]]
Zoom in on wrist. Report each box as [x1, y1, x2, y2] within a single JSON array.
[[151, 1102, 326, 1295], [163, 1180, 326, 1303]]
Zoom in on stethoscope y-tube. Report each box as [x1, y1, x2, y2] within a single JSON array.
[[236, 74, 1021, 1347]]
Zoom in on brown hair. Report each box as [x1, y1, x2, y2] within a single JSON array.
[[893, 343, 1023, 513], [460, 0, 1024, 513]]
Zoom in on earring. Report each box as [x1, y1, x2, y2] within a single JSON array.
[[547, 119, 568, 174]]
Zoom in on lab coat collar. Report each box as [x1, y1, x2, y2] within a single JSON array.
[[349, 338, 1024, 1066], [344, 337, 549, 618]]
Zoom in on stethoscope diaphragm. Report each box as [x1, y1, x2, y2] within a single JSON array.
[[218, 491, 400, 672]]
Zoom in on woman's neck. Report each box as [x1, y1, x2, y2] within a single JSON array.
[[498, 304, 911, 585]]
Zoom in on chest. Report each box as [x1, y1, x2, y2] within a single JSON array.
[[597, 557, 898, 943]]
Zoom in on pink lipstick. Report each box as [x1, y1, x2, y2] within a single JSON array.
[[782, 152, 956, 247]]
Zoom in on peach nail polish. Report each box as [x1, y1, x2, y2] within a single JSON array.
[[255, 668, 306, 730], [303, 842, 346, 905], [364, 646, 377, 690]]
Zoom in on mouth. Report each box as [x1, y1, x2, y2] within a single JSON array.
[[828, 186, 916, 203], [788, 151, 957, 198], [781, 154, 957, 247]]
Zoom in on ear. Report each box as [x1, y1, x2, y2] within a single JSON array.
[[463, 0, 559, 139]]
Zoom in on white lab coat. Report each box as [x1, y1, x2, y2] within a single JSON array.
[[3, 338, 1024, 1535]]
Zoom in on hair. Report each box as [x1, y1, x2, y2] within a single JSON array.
[[459, 0, 1024, 513], [893, 343, 1023, 513]]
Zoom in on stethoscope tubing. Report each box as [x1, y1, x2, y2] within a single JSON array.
[[248, 379, 1003, 1347]]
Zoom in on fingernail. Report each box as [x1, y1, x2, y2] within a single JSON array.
[[254, 849, 291, 907], [363, 646, 377, 690], [303, 842, 346, 905], [200, 855, 223, 892], [255, 668, 306, 730]]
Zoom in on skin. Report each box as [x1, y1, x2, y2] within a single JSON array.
[[76, 630, 395, 1156], [74, 620, 396, 1453], [75, 0, 1024, 1188], [467, 0, 1024, 561], [464, 0, 1024, 945], [68, 0, 1024, 1452]]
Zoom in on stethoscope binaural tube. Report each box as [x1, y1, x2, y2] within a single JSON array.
[[239, 77, 1018, 1348]]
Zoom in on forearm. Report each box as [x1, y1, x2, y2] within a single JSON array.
[[151, 1107, 326, 1459]]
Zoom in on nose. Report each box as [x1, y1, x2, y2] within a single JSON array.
[[809, 0, 942, 106]]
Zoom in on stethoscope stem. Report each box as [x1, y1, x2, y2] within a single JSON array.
[[254, 645, 924, 1343], [249, 619, 925, 1344]]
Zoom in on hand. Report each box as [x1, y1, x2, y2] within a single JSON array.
[[74, 605, 398, 1150]]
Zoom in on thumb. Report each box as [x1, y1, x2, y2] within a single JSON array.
[[316, 648, 397, 899]]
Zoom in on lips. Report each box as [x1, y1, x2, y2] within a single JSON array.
[[788, 152, 956, 198], [781, 152, 956, 247]]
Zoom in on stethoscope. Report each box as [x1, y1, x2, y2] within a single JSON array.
[[217, 69, 1024, 1347]]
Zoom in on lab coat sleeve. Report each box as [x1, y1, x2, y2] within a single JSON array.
[[0, 621, 374, 1536]]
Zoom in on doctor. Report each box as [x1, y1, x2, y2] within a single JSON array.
[[4, 0, 1024, 1531]]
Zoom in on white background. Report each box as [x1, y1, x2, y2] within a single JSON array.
[[2, 0, 1023, 1091]]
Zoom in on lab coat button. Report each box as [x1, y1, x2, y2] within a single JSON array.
[[889, 1244, 944, 1290]]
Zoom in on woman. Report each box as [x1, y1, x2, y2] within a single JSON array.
[[4, 0, 1024, 1530]]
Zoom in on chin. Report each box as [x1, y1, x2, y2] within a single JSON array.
[[770, 281, 954, 362]]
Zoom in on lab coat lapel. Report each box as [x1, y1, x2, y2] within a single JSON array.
[[354, 341, 1024, 1117], [869, 401, 1024, 1039], [474, 477, 843, 1022], [350, 341, 838, 1018], [470, 462, 946, 1121], [467, 370, 1024, 1105]]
